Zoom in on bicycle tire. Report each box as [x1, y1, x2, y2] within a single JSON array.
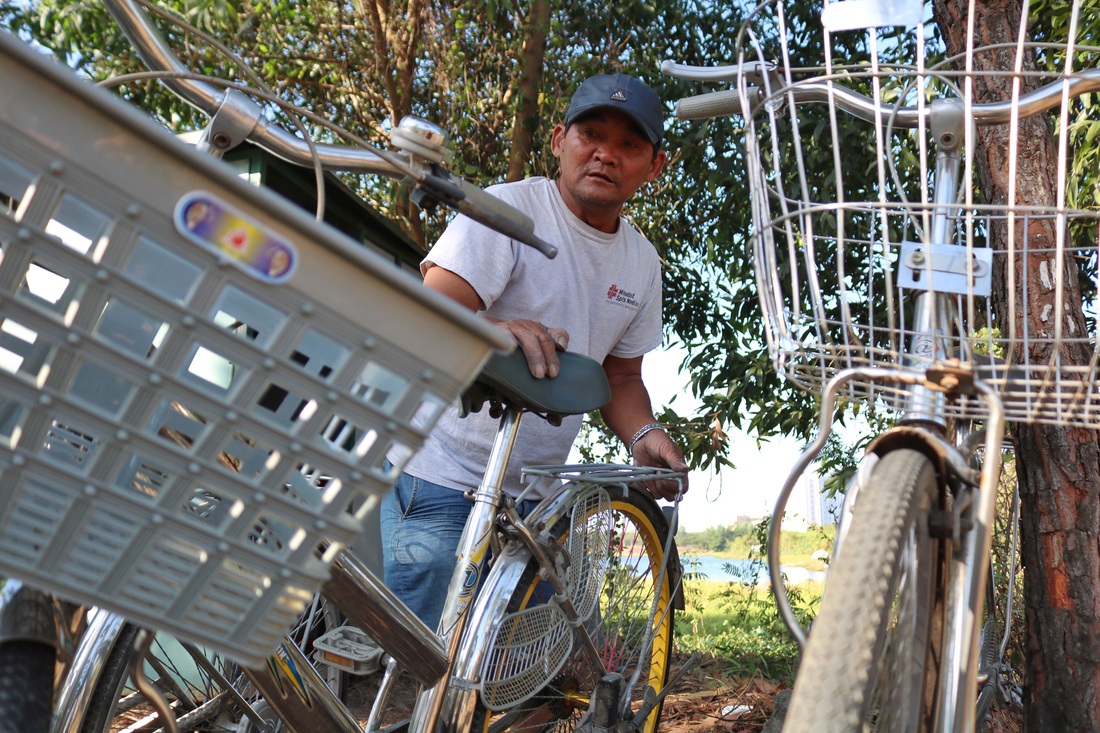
[[77, 596, 345, 733], [973, 616, 998, 727], [0, 641, 54, 733], [783, 449, 945, 733], [471, 485, 677, 733]]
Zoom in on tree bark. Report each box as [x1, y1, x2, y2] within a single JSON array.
[[506, 0, 550, 182], [932, 0, 1100, 728], [354, 0, 429, 247]]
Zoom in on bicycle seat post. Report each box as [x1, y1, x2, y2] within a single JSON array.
[[410, 400, 526, 733], [435, 403, 525, 641]]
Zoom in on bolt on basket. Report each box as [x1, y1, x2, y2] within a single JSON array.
[[736, 0, 1100, 427], [0, 31, 509, 666]]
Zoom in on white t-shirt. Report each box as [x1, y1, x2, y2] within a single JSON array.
[[403, 177, 664, 497]]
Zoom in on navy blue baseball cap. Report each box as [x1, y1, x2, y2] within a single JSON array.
[[564, 74, 664, 146]]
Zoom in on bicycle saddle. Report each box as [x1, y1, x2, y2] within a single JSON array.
[[461, 349, 611, 421]]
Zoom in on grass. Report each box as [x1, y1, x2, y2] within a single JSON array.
[[674, 574, 822, 684], [670, 521, 830, 684]]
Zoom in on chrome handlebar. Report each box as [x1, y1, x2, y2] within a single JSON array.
[[662, 58, 1100, 128], [102, 0, 558, 258]]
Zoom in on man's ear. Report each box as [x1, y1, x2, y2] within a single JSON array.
[[647, 149, 668, 182], [550, 123, 567, 157]]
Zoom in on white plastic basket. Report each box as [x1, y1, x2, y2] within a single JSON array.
[[737, 0, 1100, 427], [0, 31, 509, 666]]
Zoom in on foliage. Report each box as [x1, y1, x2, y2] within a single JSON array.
[[676, 576, 809, 681], [0, 0, 933, 475], [988, 447, 1026, 690], [5, 0, 1092, 486], [1, 0, 1059, 698], [1028, 0, 1100, 304], [677, 522, 760, 555], [676, 518, 824, 682]]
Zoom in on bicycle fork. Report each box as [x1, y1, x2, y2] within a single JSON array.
[[771, 363, 1006, 733]]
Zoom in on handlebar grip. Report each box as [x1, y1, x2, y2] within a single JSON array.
[[676, 89, 748, 120], [449, 176, 534, 232], [661, 59, 776, 83], [446, 176, 559, 259], [661, 59, 744, 82], [414, 168, 557, 258]]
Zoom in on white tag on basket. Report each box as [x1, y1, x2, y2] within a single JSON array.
[[821, 0, 924, 31]]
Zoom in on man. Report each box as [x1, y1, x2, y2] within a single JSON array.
[[381, 73, 689, 629]]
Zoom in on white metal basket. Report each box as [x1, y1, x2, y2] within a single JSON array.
[[737, 0, 1100, 427], [0, 31, 509, 666]]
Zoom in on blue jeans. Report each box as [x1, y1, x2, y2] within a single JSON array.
[[380, 471, 541, 631]]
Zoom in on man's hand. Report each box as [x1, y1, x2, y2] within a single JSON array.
[[491, 319, 570, 378], [632, 429, 689, 501], [420, 266, 569, 379]]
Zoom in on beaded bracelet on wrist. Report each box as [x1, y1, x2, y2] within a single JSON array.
[[628, 422, 665, 454]]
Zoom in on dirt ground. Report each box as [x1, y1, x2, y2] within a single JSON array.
[[342, 651, 783, 732], [342, 650, 1023, 732], [656, 652, 785, 733]]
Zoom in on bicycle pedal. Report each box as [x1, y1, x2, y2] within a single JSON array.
[[312, 626, 383, 675]]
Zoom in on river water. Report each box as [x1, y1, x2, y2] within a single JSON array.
[[679, 554, 826, 585]]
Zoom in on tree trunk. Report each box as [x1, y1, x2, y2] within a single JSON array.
[[506, 0, 550, 182], [354, 0, 429, 247], [932, 0, 1100, 728]]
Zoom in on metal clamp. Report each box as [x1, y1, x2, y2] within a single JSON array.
[[196, 88, 263, 155]]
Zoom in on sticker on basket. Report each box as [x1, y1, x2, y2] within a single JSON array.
[[175, 192, 297, 283]]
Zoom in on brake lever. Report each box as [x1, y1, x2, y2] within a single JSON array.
[[388, 117, 557, 259]]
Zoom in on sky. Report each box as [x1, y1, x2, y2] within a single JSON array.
[[638, 344, 804, 533]]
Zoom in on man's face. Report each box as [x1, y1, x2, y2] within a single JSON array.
[[551, 109, 666, 222]]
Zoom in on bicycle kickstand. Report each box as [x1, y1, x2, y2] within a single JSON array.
[[128, 630, 180, 733]]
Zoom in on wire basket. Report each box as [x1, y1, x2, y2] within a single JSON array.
[[736, 0, 1100, 427], [479, 485, 610, 710], [0, 32, 509, 666]]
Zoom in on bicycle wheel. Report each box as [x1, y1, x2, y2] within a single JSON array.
[[0, 641, 54, 733], [472, 485, 677, 733], [973, 612, 999, 727], [783, 449, 945, 733], [78, 595, 345, 732]]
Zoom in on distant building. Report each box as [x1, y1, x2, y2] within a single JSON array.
[[783, 468, 843, 530]]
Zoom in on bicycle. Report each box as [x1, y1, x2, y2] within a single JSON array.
[[663, 0, 1096, 730], [55, 350, 686, 733], [0, 2, 689, 731]]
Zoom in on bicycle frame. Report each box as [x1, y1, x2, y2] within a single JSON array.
[[55, 396, 681, 733], [662, 0, 1097, 727]]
